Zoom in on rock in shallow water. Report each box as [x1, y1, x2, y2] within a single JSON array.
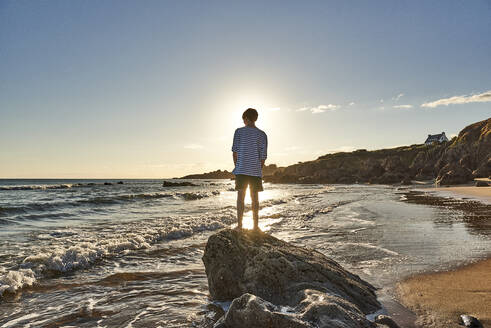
[[374, 315, 400, 328], [203, 229, 385, 328], [460, 314, 483, 328]]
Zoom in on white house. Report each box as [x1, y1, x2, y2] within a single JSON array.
[[424, 132, 449, 145]]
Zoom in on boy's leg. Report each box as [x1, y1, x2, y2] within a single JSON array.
[[236, 189, 246, 229], [250, 189, 259, 230]]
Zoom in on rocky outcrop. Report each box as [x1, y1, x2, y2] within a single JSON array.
[[162, 181, 197, 187], [180, 165, 282, 180], [180, 170, 235, 179], [263, 144, 446, 185], [202, 229, 394, 328], [435, 118, 491, 185], [263, 117, 490, 185], [182, 118, 490, 185], [475, 180, 489, 187]]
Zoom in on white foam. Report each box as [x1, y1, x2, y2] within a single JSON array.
[[1, 312, 41, 328], [0, 269, 36, 296], [366, 307, 387, 321], [213, 300, 232, 312], [344, 242, 399, 256], [0, 212, 236, 298], [0, 184, 73, 191], [124, 310, 148, 328]]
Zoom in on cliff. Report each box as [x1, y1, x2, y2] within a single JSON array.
[[264, 117, 490, 185]]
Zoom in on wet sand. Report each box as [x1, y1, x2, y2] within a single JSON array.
[[397, 258, 491, 328], [396, 186, 491, 328], [430, 185, 491, 203]]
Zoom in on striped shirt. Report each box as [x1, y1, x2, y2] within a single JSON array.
[[231, 126, 268, 177]]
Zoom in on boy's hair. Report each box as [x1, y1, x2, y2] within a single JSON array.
[[242, 108, 258, 122]]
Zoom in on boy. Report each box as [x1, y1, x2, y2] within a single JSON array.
[[231, 108, 268, 230]]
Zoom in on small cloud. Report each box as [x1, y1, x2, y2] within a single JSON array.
[[421, 90, 491, 108], [349, 102, 355, 106], [285, 146, 299, 151], [269, 107, 281, 111], [393, 104, 413, 109], [184, 143, 204, 149], [297, 104, 340, 114], [393, 93, 404, 101]]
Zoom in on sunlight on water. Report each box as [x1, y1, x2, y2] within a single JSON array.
[[234, 187, 283, 231], [236, 211, 283, 231]]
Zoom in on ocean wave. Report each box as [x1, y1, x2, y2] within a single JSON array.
[[0, 210, 236, 298], [176, 190, 220, 200], [0, 184, 74, 191], [0, 269, 36, 297], [0, 192, 178, 218], [0, 191, 221, 219]]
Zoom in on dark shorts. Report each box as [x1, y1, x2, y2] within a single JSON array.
[[235, 174, 264, 192]]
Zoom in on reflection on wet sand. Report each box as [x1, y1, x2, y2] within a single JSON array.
[[403, 190, 491, 236]]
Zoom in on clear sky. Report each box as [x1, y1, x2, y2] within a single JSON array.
[[1, 0, 490, 178]]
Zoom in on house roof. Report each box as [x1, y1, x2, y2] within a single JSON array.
[[425, 132, 446, 143]]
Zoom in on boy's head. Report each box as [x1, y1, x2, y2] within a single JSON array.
[[242, 108, 258, 123]]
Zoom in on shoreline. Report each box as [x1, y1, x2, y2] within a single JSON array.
[[396, 257, 491, 328], [394, 185, 491, 328], [428, 184, 491, 204]]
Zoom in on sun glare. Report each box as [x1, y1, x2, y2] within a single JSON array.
[[230, 187, 281, 232], [224, 92, 280, 132]]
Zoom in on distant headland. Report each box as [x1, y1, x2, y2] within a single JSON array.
[[180, 117, 490, 186]]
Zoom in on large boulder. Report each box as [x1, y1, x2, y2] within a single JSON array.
[[436, 163, 473, 185], [203, 229, 383, 328], [472, 156, 491, 179]]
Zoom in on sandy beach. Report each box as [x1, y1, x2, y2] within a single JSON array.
[[397, 258, 491, 327], [396, 185, 491, 328], [430, 185, 491, 204]]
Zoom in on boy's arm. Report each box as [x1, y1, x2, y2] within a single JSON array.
[[259, 133, 268, 168], [232, 129, 239, 166]]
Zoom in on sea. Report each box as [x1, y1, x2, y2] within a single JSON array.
[[0, 179, 490, 327]]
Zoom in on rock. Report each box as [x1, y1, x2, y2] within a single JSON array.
[[436, 163, 473, 185], [218, 293, 311, 328], [475, 180, 489, 187], [117, 181, 124, 184], [180, 169, 235, 179], [400, 177, 412, 185], [376, 172, 404, 184], [374, 315, 400, 328], [163, 181, 197, 187], [472, 156, 491, 178], [202, 229, 381, 328], [104, 182, 113, 185], [460, 314, 483, 328]]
